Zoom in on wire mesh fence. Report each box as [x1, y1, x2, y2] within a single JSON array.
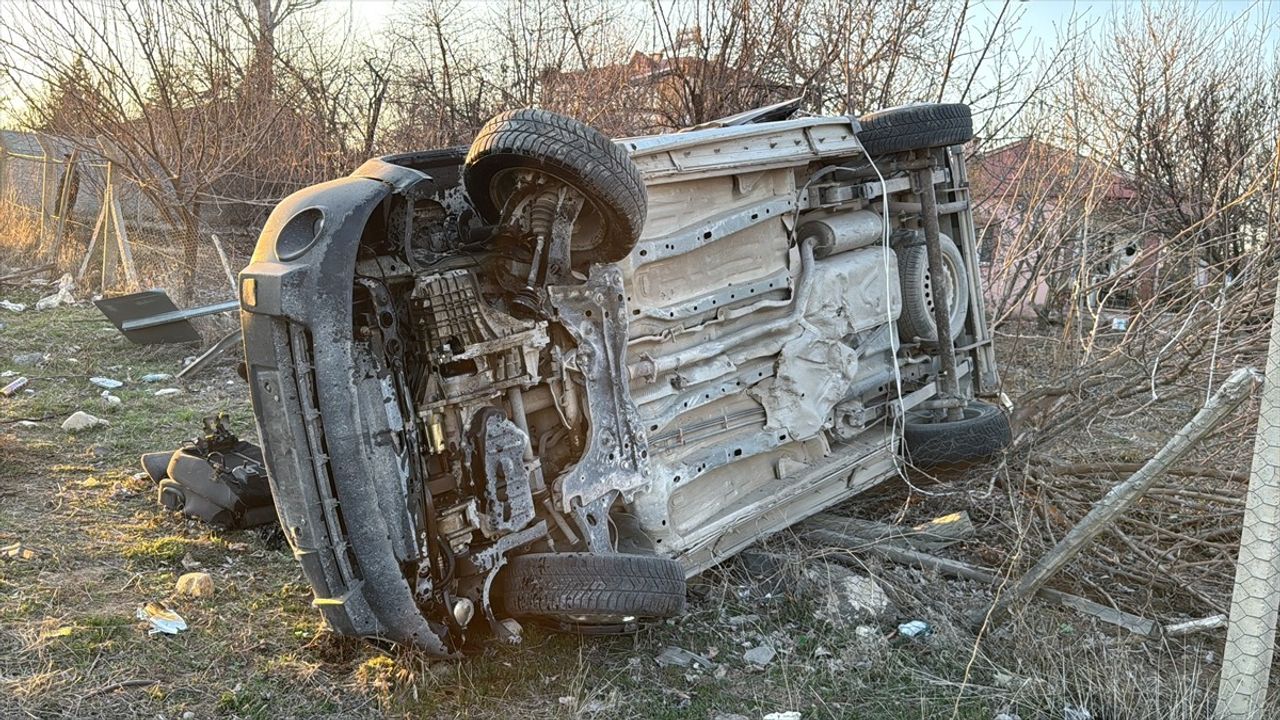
[[1216, 269, 1280, 720], [0, 130, 258, 309]]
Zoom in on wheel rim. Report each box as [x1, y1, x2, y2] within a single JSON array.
[[922, 252, 963, 323]]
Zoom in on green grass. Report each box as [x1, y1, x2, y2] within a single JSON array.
[[1, 291, 1265, 719]]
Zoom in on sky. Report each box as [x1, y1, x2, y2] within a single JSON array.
[[0, 0, 1274, 128]]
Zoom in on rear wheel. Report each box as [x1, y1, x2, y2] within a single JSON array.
[[903, 400, 1010, 467], [498, 552, 686, 632], [857, 103, 973, 156]]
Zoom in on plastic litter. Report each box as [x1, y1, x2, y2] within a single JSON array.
[[896, 620, 933, 639], [100, 390, 122, 405], [90, 377, 124, 389], [743, 644, 777, 666], [1, 377, 28, 397], [140, 373, 173, 383], [137, 602, 188, 635], [763, 713, 802, 720], [1, 542, 38, 561], [154, 388, 182, 397], [34, 274, 75, 310], [656, 645, 714, 668], [0, 300, 26, 312]]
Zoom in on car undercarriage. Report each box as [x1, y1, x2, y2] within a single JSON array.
[[239, 101, 1010, 656]]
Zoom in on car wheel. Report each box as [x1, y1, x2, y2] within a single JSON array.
[[857, 103, 973, 156], [897, 232, 969, 343], [498, 552, 686, 632], [464, 109, 648, 267], [903, 401, 1011, 467]]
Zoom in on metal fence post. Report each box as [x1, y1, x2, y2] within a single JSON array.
[[1216, 269, 1280, 720]]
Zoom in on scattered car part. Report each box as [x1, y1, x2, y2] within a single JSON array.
[[141, 414, 276, 529], [176, 329, 243, 380], [94, 289, 236, 345]]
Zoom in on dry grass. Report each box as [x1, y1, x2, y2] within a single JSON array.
[[0, 274, 1275, 719]]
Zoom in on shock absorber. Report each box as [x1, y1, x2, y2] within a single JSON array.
[[527, 192, 559, 247]]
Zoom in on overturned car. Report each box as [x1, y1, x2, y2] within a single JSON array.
[[239, 101, 1009, 656]]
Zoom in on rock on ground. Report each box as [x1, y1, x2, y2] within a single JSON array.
[[61, 411, 108, 432], [803, 561, 892, 628], [175, 572, 215, 598]]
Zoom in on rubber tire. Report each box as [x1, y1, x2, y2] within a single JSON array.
[[499, 552, 686, 625], [903, 401, 1011, 467], [897, 233, 969, 343], [857, 103, 973, 156], [464, 109, 648, 266]]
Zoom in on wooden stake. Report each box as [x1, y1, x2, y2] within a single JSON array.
[[47, 149, 78, 259], [78, 197, 108, 281], [210, 233, 237, 294], [101, 182, 118, 289], [108, 179, 137, 286]]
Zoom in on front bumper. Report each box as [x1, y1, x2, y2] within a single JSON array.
[[240, 168, 455, 655]]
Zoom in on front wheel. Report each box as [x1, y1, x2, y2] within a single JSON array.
[[498, 552, 686, 632], [464, 109, 648, 268]]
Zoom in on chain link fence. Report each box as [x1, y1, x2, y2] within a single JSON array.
[[1216, 269, 1280, 719], [0, 129, 257, 308]]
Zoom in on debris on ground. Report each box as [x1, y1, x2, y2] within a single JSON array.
[[743, 644, 777, 666], [175, 571, 215, 598], [1063, 706, 1093, 720], [0, 299, 26, 312], [100, 390, 122, 405], [136, 602, 188, 635], [803, 511, 976, 552], [140, 373, 173, 383], [802, 561, 891, 628], [12, 351, 45, 365], [90, 376, 124, 390], [1, 376, 28, 397], [61, 411, 109, 432], [762, 712, 802, 720], [154, 388, 182, 397], [1, 542, 39, 561], [896, 620, 933, 639], [655, 645, 715, 668], [34, 274, 75, 310]]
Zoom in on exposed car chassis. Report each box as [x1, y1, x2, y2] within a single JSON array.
[[240, 102, 1009, 656]]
